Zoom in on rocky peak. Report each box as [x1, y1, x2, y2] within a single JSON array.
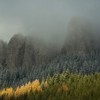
[[6, 34, 58, 69], [0, 40, 7, 66], [62, 18, 100, 54]]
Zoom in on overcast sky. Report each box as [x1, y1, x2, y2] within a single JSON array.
[[0, 0, 100, 42]]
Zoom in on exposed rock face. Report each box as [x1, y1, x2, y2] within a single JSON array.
[[6, 34, 59, 69], [0, 40, 7, 66], [62, 18, 100, 54], [6, 34, 26, 68], [3, 18, 100, 69]]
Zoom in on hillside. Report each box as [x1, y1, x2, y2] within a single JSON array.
[[62, 18, 100, 54], [0, 34, 59, 69], [0, 1, 100, 100], [0, 19, 100, 90], [0, 72, 100, 100], [0, 30, 100, 88]]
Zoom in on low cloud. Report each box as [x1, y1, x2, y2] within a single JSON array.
[[0, 0, 100, 45]]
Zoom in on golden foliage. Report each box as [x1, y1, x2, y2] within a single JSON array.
[[44, 81, 49, 88], [37, 86, 42, 93], [0, 79, 68, 99], [25, 81, 31, 94], [41, 80, 45, 86], [0, 87, 14, 97], [62, 83, 68, 92], [5, 87, 14, 97], [57, 83, 68, 93], [0, 79, 44, 99], [0, 88, 6, 96], [15, 86, 20, 97], [31, 79, 40, 92]]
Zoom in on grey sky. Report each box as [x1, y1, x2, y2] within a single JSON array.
[[0, 0, 100, 42]]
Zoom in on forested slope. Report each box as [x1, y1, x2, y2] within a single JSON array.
[[0, 72, 100, 100]]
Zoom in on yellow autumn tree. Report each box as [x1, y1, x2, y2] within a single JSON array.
[[31, 79, 40, 92]]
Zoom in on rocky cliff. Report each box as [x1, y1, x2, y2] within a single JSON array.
[[0, 40, 7, 67], [5, 34, 59, 69], [0, 19, 100, 69], [62, 18, 100, 54]]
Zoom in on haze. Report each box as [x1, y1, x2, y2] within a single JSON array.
[[0, 0, 100, 44]]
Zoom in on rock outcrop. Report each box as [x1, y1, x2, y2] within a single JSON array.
[[62, 18, 100, 54], [6, 34, 59, 69], [1, 18, 100, 69], [0, 40, 7, 66], [6, 34, 26, 68]]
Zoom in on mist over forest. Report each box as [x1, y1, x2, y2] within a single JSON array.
[[0, 1, 100, 100], [0, 0, 100, 43]]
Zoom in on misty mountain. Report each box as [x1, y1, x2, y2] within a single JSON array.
[[0, 17, 100, 70], [62, 18, 100, 54], [0, 19, 100, 69], [0, 18, 100, 88], [4, 34, 59, 69], [0, 40, 7, 67]]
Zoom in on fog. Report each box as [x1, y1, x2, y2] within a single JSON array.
[[0, 0, 100, 45]]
